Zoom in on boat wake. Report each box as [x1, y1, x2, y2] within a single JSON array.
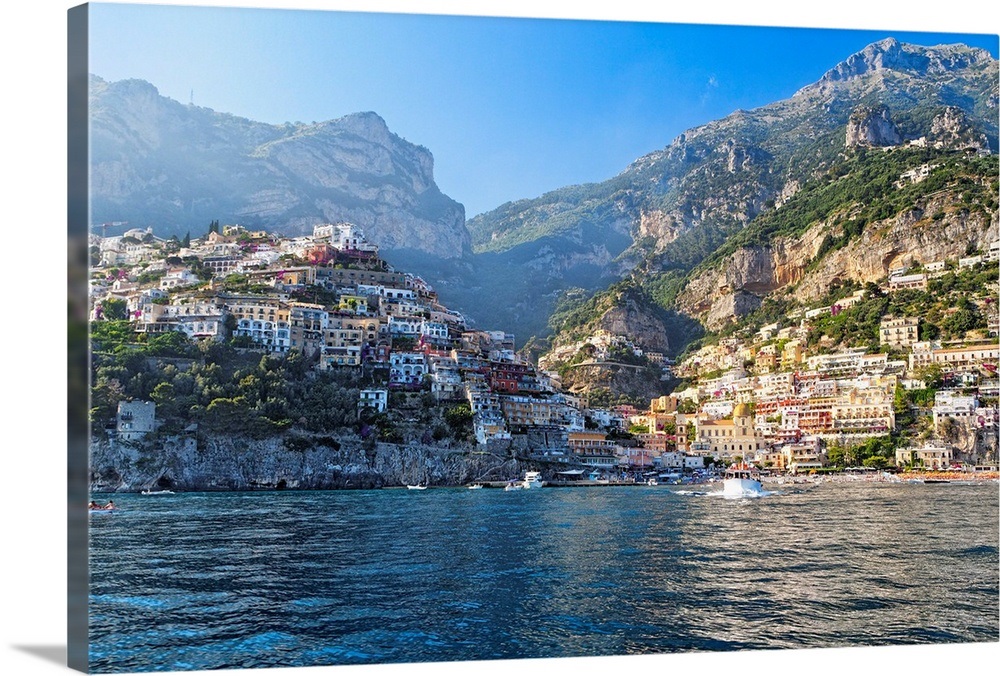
[[714, 489, 776, 499], [674, 488, 778, 499]]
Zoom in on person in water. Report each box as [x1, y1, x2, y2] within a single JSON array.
[[89, 501, 99, 510], [104, 500, 115, 510]]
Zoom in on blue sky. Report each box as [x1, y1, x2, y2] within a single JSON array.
[[87, 2, 999, 219]]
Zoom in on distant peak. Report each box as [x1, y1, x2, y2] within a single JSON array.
[[346, 110, 385, 122], [326, 110, 390, 136], [818, 39, 995, 84]]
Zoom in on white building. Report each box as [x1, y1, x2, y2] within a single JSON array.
[[358, 389, 388, 413], [933, 390, 980, 428], [389, 352, 427, 387]]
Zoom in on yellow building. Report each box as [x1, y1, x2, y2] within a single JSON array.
[[694, 403, 763, 458], [649, 395, 678, 413]]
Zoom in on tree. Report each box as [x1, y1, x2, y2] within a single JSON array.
[[100, 298, 129, 321], [826, 443, 846, 468], [942, 297, 985, 338], [181, 232, 191, 248], [149, 381, 178, 419], [677, 399, 698, 414], [444, 403, 472, 429], [91, 321, 136, 351], [862, 455, 890, 469], [919, 321, 940, 341]]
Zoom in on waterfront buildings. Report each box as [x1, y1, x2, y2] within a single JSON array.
[[88, 222, 1000, 471]]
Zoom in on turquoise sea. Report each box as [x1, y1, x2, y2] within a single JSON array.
[[87, 482, 999, 672]]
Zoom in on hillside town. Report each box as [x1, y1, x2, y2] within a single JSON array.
[[91, 222, 999, 478]]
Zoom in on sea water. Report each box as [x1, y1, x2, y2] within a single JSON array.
[[87, 483, 1000, 672]]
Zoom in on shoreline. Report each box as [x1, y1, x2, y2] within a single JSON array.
[[90, 471, 1000, 494]]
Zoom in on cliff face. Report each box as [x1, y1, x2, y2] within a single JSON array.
[[929, 106, 992, 151], [89, 433, 531, 492], [556, 363, 668, 402], [794, 198, 998, 299], [676, 227, 827, 328], [677, 190, 999, 330], [596, 297, 671, 354], [89, 76, 469, 258], [846, 104, 903, 147]]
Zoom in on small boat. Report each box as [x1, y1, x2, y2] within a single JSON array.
[[646, 478, 658, 486], [503, 481, 522, 491], [468, 483, 484, 490], [923, 479, 951, 484], [141, 489, 175, 495], [721, 463, 766, 498], [406, 484, 428, 490]]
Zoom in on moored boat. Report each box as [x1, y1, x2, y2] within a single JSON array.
[[522, 471, 544, 489], [468, 483, 484, 490], [406, 484, 428, 490]]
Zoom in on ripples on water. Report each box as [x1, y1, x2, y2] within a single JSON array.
[[87, 483, 1000, 672]]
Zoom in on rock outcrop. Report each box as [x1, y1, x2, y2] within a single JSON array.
[[793, 198, 999, 300], [845, 104, 902, 147], [557, 363, 668, 402], [596, 297, 671, 355], [89, 432, 542, 492], [929, 106, 991, 151]]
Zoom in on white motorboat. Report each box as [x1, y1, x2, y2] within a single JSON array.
[[721, 463, 766, 498], [406, 484, 428, 490], [522, 471, 544, 489], [468, 483, 484, 490], [504, 480, 522, 491], [141, 489, 175, 495]]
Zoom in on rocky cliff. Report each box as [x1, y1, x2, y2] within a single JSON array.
[[556, 363, 668, 403], [929, 106, 992, 151], [90, 433, 538, 492], [89, 76, 469, 258], [676, 170, 1000, 330], [846, 104, 903, 147]]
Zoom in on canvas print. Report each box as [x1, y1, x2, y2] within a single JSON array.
[[70, 2, 1000, 673]]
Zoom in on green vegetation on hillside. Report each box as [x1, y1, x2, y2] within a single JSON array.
[[92, 322, 381, 443], [700, 147, 997, 273]]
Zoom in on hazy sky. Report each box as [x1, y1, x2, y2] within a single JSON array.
[[87, 2, 999, 219]]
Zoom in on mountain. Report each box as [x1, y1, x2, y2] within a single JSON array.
[[458, 39, 998, 342], [88, 39, 998, 354], [88, 75, 469, 258]]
